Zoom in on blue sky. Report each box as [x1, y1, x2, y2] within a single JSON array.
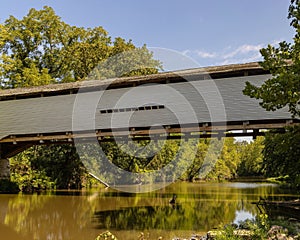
[[0, 0, 295, 69]]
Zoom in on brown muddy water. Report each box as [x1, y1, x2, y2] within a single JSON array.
[[0, 182, 299, 240]]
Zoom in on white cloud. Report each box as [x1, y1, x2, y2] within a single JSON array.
[[182, 49, 216, 59], [222, 44, 263, 59], [182, 40, 282, 67], [218, 51, 263, 66], [195, 50, 216, 58]]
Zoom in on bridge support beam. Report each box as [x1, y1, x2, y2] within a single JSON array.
[[0, 158, 10, 179]]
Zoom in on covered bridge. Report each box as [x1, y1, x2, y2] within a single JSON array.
[[0, 62, 299, 178]]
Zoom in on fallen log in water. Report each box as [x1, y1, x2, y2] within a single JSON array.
[[253, 198, 300, 220], [255, 198, 300, 210]]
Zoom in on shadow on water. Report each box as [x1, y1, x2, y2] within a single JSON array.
[[94, 205, 187, 230]]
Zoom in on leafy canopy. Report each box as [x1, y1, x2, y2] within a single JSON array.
[[0, 6, 161, 88], [243, 0, 300, 117], [262, 126, 300, 187]]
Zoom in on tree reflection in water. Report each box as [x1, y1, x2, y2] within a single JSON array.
[[0, 182, 298, 240], [2, 191, 99, 240]]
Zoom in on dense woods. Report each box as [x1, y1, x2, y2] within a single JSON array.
[[8, 137, 268, 191]]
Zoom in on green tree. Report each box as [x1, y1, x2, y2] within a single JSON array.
[[263, 126, 300, 187], [0, 6, 161, 191], [97, 140, 181, 184], [182, 139, 209, 182], [207, 138, 240, 181], [237, 137, 264, 177], [10, 150, 54, 192], [0, 6, 161, 88], [243, 0, 300, 117], [29, 145, 87, 189]]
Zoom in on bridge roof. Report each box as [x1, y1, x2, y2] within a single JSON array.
[[0, 62, 266, 101]]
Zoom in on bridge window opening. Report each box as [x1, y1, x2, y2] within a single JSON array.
[[99, 105, 165, 114]]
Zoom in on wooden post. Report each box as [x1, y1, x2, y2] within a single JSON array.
[[0, 158, 10, 179]]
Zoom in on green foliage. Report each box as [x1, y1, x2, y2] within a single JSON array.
[[243, 0, 300, 117], [262, 126, 300, 187], [82, 140, 183, 184], [0, 6, 161, 88], [214, 226, 243, 240], [215, 214, 269, 240], [9, 145, 90, 191], [28, 145, 87, 189], [237, 137, 264, 176], [10, 151, 54, 192], [95, 231, 118, 240], [8, 134, 267, 191], [206, 138, 241, 181], [256, 213, 270, 232], [88, 39, 161, 80], [212, 212, 297, 240], [82, 137, 266, 184], [181, 139, 209, 181]]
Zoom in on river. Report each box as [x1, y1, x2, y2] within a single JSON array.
[[0, 182, 299, 239]]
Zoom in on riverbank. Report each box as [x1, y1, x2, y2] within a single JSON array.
[[95, 223, 300, 240], [94, 209, 300, 240]]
